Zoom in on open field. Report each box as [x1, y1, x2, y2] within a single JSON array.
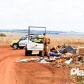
[[0, 32, 84, 48], [0, 32, 26, 47], [0, 33, 84, 84]]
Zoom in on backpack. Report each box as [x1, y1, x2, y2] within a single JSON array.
[[44, 37, 50, 45], [47, 38, 50, 44]]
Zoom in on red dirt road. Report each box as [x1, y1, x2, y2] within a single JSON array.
[[0, 47, 71, 84]]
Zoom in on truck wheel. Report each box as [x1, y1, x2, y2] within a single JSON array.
[[13, 44, 18, 50], [25, 50, 32, 56], [38, 51, 42, 56], [19, 47, 24, 49]]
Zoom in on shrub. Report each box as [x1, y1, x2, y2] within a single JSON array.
[[0, 33, 6, 37]]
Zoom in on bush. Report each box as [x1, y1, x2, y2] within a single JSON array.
[[0, 33, 6, 37]]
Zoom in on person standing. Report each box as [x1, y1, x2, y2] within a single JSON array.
[[41, 33, 50, 59], [37, 33, 50, 62]]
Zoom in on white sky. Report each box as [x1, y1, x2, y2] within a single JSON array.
[[0, 0, 84, 32]]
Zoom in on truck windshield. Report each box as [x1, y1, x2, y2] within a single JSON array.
[[20, 37, 27, 40]]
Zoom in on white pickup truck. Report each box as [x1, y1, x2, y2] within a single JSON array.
[[25, 26, 46, 56]]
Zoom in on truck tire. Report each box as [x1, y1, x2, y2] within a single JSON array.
[[19, 47, 24, 49], [38, 51, 42, 56], [25, 50, 32, 56], [13, 44, 18, 50]]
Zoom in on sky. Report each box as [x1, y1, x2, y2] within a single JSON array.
[[0, 0, 84, 32]]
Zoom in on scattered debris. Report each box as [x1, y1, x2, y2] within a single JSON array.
[[64, 58, 73, 65], [15, 45, 84, 69], [16, 58, 30, 62]]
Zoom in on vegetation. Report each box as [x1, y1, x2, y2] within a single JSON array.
[[0, 33, 84, 47], [0, 33, 6, 37]]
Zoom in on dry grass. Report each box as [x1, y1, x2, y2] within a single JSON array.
[[0, 32, 26, 47], [0, 33, 84, 48], [49, 35, 84, 48]]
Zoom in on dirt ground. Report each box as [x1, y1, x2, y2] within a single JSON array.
[[0, 46, 72, 84]]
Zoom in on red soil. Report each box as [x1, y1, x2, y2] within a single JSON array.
[[0, 47, 71, 84]]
